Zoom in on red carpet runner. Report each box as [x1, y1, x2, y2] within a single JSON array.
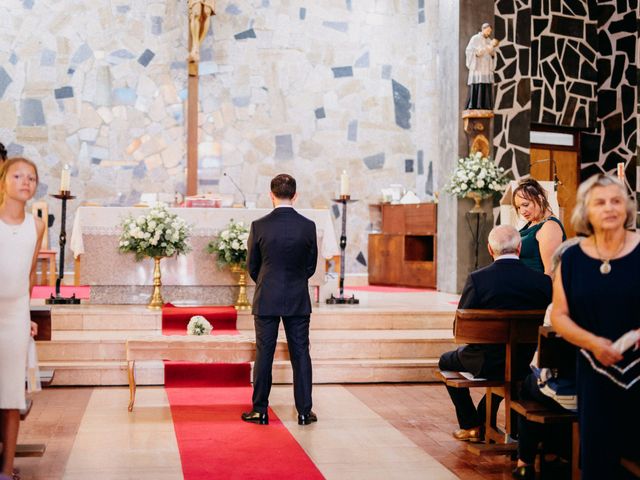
[[162, 305, 324, 480]]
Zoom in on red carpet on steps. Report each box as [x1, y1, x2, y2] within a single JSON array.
[[162, 305, 324, 480]]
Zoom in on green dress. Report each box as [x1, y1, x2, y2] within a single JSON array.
[[518, 216, 566, 273]]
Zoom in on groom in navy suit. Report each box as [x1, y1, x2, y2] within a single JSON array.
[[241, 174, 319, 426]]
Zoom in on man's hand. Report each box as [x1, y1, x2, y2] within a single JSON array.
[[590, 336, 623, 366], [30, 321, 38, 337]]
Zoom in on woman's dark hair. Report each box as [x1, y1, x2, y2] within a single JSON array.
[[511, 177, 551, 214], [0, 143, 7, 162], [270, 173, 296, 199]]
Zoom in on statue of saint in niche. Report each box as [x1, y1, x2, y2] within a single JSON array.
[[188, 0, 216, 63], [464, 23, 500, 110]]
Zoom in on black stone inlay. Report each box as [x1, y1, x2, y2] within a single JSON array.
[[598, 89, 617, 118], [581, 60, 597, 83], [531, 40, 539, 76], [578, 42, 596, 64], [610, 54, 626, 89], [533, 79, 543, 88], [550, 15, 583, 39], [542, 62, 556, 87], [391, 79, 411, 130], [602, 151, 626, 173], [564, 0, 587, 16], [562, 96, 578, 125], [550, 57, 566, 82], [543, 110, 558, 124], [544, 85, 554, 109], [554, 84, 566, 112], [499, 148, 513, 170], [550, 0, 560, 13], [496, 0, 515, 15], [531, 88, 541, 118], [615, 35, 636, 59], [494, 16, 506, 39], [587, 101, 596, 128], [533, 18, 547, 36], [602, 113, 622, 154], [621, 84, 635, 118], [356, 251, 367, 266], [501, 44, 517, 60], [540, 36, 555, 59], [514, 149, 530, 176], [569, 81, 592, 98], [596, 58, 611, 89], [518, 48, 529, 76], [598, 4, 616, 25], [562, 44, 580, 77], [598, 30, 612, 57], [580, 163, 604, 181], [624, 64, 635, 85], [515, 8, 531, 45], [575, 106, 586, 126], [581, 133, 600, 161], [532, 0, 542, 15], [508, 110, 530, 149], [516, 78, 531, 107], [499, 85, 515, 110], [609, 11, 638, 35], [556, 37, 566, 59], [624, 118, 636, 146], [504, 59, 517, 79]]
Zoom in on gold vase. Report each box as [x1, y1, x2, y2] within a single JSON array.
[[466, 191, 486, 214], [230, 264, 251, 311], [147, 257, 164, 310]]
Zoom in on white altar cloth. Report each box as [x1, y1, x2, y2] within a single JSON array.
[[70, 206, 339, 287]]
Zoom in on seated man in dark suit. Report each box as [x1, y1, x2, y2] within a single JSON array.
[[439, 225, 551, 442]]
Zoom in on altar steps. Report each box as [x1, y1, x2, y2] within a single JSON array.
[[38, 304, 456, 386]]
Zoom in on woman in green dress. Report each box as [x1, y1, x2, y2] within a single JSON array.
[[512, 178, 566, 275]]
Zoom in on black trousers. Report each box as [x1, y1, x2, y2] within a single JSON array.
[[439, 349, 502, 430], [252, 315, 313, 415]]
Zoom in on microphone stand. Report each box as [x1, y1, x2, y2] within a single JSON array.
[[223, 172, 246, 207]]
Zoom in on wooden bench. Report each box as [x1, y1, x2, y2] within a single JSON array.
[[125, 335, 289, 411], [441, 309, 546, 451]]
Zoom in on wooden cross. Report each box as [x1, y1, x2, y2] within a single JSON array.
[[186, 0, 216, 196]]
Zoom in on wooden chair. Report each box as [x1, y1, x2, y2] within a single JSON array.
[[32, 201, 57, 287], [439, 309, 546, 454]]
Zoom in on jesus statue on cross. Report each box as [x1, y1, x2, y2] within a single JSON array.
[[188, 0, 216, 63]]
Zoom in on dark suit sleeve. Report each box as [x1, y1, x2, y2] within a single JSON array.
[[247, 222, 261, 283], [458, 274, 479, 309], [306, 223, 318, 279]]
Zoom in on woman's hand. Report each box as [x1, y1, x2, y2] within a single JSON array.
[[590, 337, 623, 366], [30, 321, 38, 337]]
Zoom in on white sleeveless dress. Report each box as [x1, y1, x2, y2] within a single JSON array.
[[0, 215, 36, 409]]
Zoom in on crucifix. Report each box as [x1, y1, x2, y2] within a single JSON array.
[[186, 0, 216, 196]]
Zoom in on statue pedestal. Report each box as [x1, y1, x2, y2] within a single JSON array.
[[462, 109, 494, 158]]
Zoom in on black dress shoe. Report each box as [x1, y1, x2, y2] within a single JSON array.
[[297, 411, 318, 425], [241, 410, 269, 425], [511, 465, 535, 479]]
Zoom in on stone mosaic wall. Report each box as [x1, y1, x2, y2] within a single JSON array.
[[1, 0, 451, 274]]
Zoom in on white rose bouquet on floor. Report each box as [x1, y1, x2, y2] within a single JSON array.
[[207, 219, 249, 269], [187, 315, 213, 336], [118, 203, 191, 260], [446, 152, 509, 198]]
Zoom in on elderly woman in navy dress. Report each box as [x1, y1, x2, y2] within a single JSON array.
[[552, 174, 640, 479]]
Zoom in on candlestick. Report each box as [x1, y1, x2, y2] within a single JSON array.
[[617, 162, 625, 181], [340, 170, 349, 197], [60, 164, 71, 192]]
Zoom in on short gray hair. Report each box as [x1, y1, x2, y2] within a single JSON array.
[[571, 174, 635, 235], [488, 225, 521, 256]]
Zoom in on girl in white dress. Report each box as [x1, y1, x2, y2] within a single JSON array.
[[0, 158, 44, 479]]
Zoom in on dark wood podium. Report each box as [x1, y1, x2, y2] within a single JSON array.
[[368, 203, 437, 288]]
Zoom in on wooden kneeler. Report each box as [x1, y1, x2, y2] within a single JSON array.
[[441, 309, 546, 455]]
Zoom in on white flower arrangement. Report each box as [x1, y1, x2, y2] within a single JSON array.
[[445, 152, 509, 198], [118, 203, 191, 261], [207, 219, 249, 268], [187, 315, 213, 336]]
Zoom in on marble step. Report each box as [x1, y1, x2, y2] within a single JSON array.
[[39, 358, 442, 386], [50, 305, 455, 331], [37, 329, 456, 362]]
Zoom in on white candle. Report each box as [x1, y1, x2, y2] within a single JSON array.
[[617, 162, 625, 181], [60, 164, 71, 192], [340, 170, 349, 197]]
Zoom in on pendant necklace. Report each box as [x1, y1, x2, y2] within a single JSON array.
[[593, 234, 626, 275]]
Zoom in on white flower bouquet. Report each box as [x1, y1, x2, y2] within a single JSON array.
[[445, 152, 509, 198], [187, 315, 213, 336], [207, 219, 249, 268], [118, 203, 191, 261]]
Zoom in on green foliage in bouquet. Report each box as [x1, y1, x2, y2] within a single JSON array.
[[446, 152, 509, 198], [207, 219, 249, 269]]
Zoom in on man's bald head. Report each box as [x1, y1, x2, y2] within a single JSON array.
[[487, 225, 521, 259]]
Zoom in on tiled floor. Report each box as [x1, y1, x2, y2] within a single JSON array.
[[14, 383, 518, 480]]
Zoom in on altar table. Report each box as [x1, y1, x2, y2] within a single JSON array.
[[70, 207, 339, 304]]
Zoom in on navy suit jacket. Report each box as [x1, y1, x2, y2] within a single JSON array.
[[247, 207, 318, 316], [457, 258, 552, 378]]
